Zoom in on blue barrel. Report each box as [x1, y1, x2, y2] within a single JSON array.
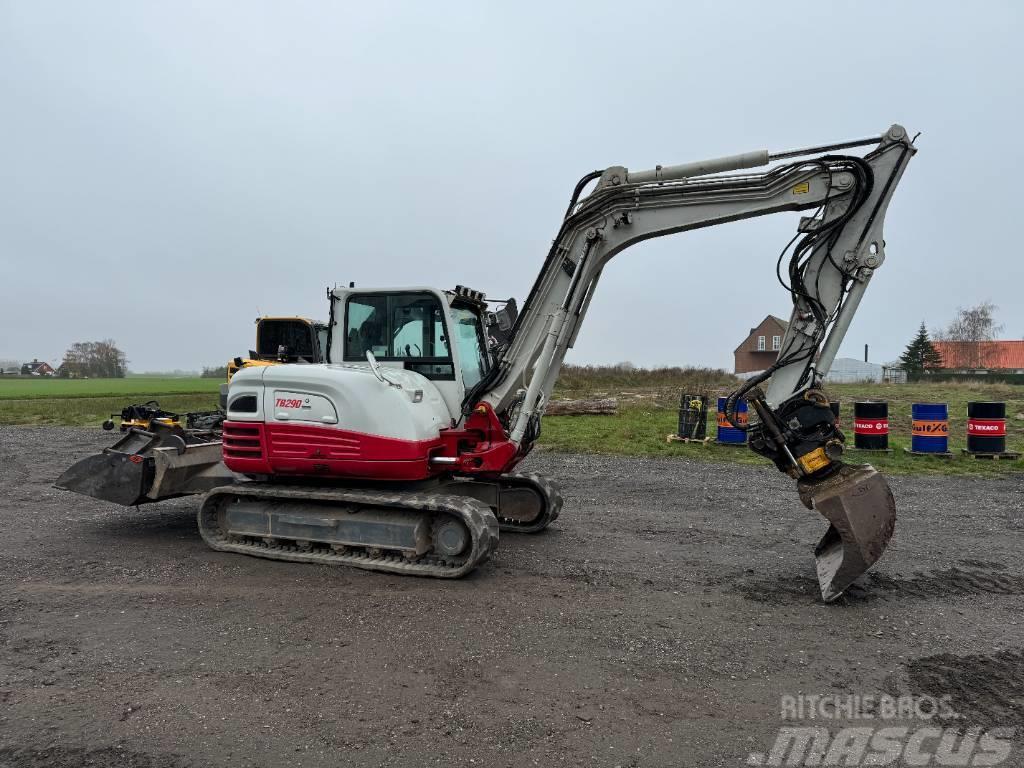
[[911, 402, 949, 453], [716, 397, 748, 444]]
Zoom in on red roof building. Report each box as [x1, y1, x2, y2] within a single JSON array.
[[932, 341, 1024, 372]]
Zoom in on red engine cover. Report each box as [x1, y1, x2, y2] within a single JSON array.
[[222, 421, 446, 481], [222, 404, 523, 481]]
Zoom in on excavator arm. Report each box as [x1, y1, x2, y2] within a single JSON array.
[[473, 124, 917, 600]]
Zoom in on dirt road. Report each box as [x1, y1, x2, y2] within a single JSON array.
[[1, 427, 1022, 767]]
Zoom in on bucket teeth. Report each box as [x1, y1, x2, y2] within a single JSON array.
[[798, 463, 896, 602]]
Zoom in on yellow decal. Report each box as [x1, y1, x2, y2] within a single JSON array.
[[792, 181, 810, 195], [798, 447, 830, 474]]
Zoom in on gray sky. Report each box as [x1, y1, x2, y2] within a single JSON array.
[[2, 1, 1021, 372]]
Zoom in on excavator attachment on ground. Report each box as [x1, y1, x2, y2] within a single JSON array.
[[800, 464, 896, 601], [55, 425, 233, 506], [55, 316, 324, 505]]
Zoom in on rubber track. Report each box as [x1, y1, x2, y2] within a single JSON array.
[[495, 472, 563, 534], [198, 484, 499, 578]]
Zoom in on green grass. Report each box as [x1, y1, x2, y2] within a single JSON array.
[[0, 377, 220, 426], [542, 371, 1024, 476], [0, 377, 218, 400], [2, 368, 1021, 475]]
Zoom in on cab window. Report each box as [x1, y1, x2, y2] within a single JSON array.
[[256, 319, 318, 361], [345, 293, 454, 380]]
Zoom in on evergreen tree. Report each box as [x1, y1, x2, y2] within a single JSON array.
[[899, 322, 942, 377]]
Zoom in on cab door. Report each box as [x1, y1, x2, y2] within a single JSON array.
[[339, 290, 465, 419]]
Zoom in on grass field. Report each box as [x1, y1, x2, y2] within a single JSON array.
[[0, 377, 219, 399], [2, 369, 1022, 475], [0, 377, 220, 426], [544, 371, 1024, 475]]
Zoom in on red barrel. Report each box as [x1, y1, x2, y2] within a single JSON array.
[[967, 401, 1007, 454], [854, 401, 889, 450]]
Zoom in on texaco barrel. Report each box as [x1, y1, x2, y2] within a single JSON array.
[[967, 401, 1007, 454], [853, 401, 889, 450]]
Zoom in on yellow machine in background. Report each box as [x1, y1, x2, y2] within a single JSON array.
[[220, 316, 327, 406], [100, 317, 327, 432], [102, 401, 186, 433], [227, 316, 327, 378]]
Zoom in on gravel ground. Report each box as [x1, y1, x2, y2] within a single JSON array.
[[1, 426, 1023, 767]]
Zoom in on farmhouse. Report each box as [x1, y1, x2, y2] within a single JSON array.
[[22, 359, 56, 376], [734, 315, 788, 374]]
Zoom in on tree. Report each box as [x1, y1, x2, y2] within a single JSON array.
[[899, 322, 943, 378], [201, 365, 228, 379], [933, 302, 1004, 368], [59, 339, 128, 378]]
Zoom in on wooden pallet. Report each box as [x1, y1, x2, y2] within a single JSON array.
[[960, 449, 1022, 461], [666, 434, 711, 445], [903, 448, 955, 459]]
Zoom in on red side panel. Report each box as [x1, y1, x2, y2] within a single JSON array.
[[222, 421, 445, 481], [222, 402, 526, 482]]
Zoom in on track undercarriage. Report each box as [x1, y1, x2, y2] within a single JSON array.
[[197, 472, 562, 576]]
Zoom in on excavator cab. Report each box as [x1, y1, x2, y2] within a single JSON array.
[[335, 286, 492, 415]]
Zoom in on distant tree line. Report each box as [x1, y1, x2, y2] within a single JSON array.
[[59, 340, 127, 378], [201, 365, 228, 379]]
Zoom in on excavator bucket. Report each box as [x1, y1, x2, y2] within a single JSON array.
[[55, 428, 234, 507], [798, 463, 896, 602]]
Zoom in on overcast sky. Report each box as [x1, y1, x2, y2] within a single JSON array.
[[1, 1, 1021, 372]]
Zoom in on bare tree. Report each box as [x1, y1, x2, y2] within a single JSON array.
[[933, 302, 1004, 368], [59, 340, 128, 378]]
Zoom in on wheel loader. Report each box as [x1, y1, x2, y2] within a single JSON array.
[[58, 124, 917, 601]]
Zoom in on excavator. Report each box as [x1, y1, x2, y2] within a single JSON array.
[[58, 124, 917, 601]]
